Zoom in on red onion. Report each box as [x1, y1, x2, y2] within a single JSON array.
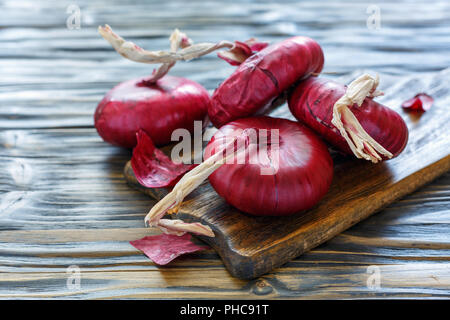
[[144, 116, 333, 236], [209, 37, 324, 128], [402, 93, 433, 112], [289, 74, 409, 163], [95, 75, 210, 148]]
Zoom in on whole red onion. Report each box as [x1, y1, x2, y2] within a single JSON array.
[[94, 75, 209, 148], [289, 76, 408, 162]]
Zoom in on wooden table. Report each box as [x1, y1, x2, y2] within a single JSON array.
[[0, 0, 449, 299]]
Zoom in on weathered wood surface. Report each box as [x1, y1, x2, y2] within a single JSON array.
[[0, 0, 449, 298]]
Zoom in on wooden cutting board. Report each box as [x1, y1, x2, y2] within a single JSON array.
[[124, 96, 450, 279]]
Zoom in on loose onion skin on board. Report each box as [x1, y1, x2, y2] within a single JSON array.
[[209, 36, 324, 128], [144, 116, 334, 236], [289, 75, 409, 163]]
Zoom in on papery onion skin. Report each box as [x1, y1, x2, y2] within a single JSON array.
[[402, 93, 433, 112], [288, 77, 409, 159], [95, 75, 210, 148], [205, 117, 333, 216], [131, 130, 196, 188], [209, 37, 324, 128]]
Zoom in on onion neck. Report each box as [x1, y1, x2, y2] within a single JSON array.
[[331, 73, 393, 163], [144, 133, 251, 237]]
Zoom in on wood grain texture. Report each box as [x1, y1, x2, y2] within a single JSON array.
[[0, 0, 449, 298]]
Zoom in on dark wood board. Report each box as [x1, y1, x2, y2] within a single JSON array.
[[124, 90, 450, 278], [1, 0, 450, 298]]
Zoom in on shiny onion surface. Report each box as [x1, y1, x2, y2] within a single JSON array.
[[205, 116, 333, 216], [94, 75, 209, 148]]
